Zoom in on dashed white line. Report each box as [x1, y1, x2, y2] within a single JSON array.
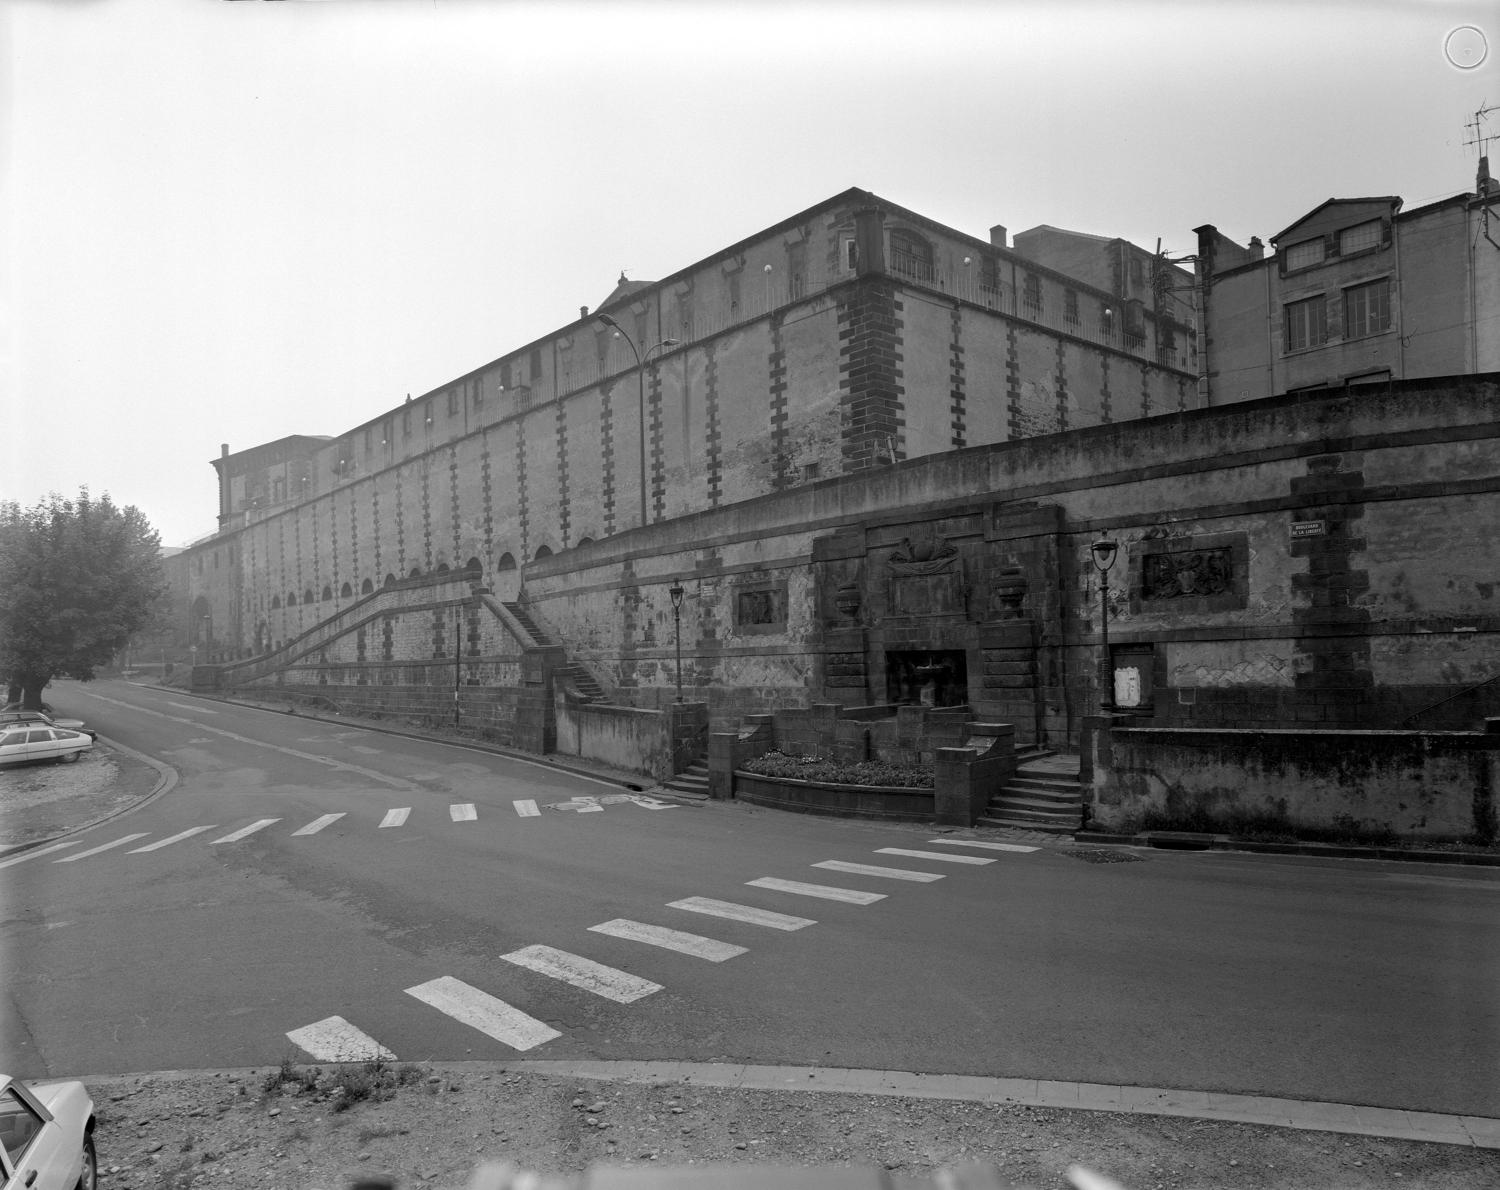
[[813, 860, 944, 883], [925, 838, 1040, 853], [746, 877, 887, 905], [405, 976, 560, 1051], [292, 813, 346, 836], [211, 819, 281, 844], [287, 1016, 396, 1062], [165, 701, 217, 714], [127, 826, 218, 853], [0, 841, 83, 869], [513, 799, 540, 817], [667, 897, 815, 931], [875, 847, 996, 865], [450, 803, 477, 822], [55, 834, 150, 862], [380, 808, 411, 829], [589, 919, 747, 962], [500, 944, 662, 1003]]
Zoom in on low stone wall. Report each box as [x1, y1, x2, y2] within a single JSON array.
[[733, 772, 935, 821], [1090, 724, 1500, 840], [553, 696, 707, 781]]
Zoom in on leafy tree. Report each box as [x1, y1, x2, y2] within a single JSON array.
[[0, 489, 167, 709]]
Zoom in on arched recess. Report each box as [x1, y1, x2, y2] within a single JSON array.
[[303, 588, 315, 604], [465, 556, 483, 576], [271, 596, 282, 610], [409, 567, 422, 579], [496, 552, 517, 572], [340, 582, 353, 598], [322, 585, 333, 602], [534, 545, 552, 561], [436, 562, 450, 574], [362, 578, 375, 595], [286, 593, 297, 607], [383, 574, 396, 588], [576, 536, 595, 548]]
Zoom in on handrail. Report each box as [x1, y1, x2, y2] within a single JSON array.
[[1400, 671, 1500, 726]]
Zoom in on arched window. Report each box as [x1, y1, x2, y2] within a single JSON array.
[[889, 228, 934, 283], [465, 556, 483, 575], [534, 545, 552, 561], [322, 585, 333, 602], [436, 562, 450, 574], [286, 593, 297, 607], [383, 574, 396, 588], [409, 567, 422, 579], [576, 536, 595, 548], [303, 588, 315, 605], [272, 596, 283, 609], [340, 582, 353, 598], [496, 552, 517, 572], [362, 578, 375, 595]]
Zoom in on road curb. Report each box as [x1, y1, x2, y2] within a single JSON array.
[[69, 1060, 1500, 1150], [1074, 831, 1500, 867]]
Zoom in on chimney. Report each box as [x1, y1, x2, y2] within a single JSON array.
[[580, 305, 589, 320], [990, 224, 1008, 249], [1479, 155, 1494, 196], [221, 443, 229, 457], [1248, 236, 1264, 261]]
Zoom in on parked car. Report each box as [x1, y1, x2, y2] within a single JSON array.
[[0, 1074, 96, 1190], [0, 708, 96, 741], [0, 725, 93, 767]]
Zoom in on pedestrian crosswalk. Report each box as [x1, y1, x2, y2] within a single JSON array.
[[283, 837, 1041, 1063], [1, 793, 689, 872]]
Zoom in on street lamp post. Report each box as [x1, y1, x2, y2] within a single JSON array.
[[453, 603, 463, 728], [595, 314, 679, 529], [669, 582, 685, 702], [1089, 537, 1119, 710]]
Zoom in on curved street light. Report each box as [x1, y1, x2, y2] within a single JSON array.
[[1090, 537, 1119, 710], [595, 313, 679, 529]]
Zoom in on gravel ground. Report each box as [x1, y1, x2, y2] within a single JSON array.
[[79, 1062, 1496, 1190], [0, 744, 158, 849]]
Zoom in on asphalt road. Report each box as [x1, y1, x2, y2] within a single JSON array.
[[3, 680, 1497, 1120]]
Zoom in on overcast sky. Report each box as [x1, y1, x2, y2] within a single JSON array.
[[3, 0, 1493, 548]]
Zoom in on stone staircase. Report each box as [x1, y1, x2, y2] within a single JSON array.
[[502, 601, 554, 647], [978, 749, 1083, 833], [659, 760, 710, 800], [557, 663, 607, 703]]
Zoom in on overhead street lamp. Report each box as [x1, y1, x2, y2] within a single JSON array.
[[669, 581, 685, 702], [595, 313, 679, 529], [1089, 537, 1119, 710]]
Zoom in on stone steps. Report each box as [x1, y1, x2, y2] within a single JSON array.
[[982, 750, 1082, 833], [660, 762, 710, 800]]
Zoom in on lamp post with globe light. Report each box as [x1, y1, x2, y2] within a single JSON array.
[[594, 313, 679, 529]]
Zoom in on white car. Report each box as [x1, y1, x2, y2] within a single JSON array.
[[0, 725, 93, 767], [0, 1074, 96, 1190]]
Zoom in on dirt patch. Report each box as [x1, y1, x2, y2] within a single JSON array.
[[83, 1063, 1495, 1190], [0, 745, 157, 848]]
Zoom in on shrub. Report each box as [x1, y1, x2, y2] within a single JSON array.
[[740, 750, 933, 788]]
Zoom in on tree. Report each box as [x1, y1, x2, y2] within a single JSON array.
[[0, 489, 167, 709]]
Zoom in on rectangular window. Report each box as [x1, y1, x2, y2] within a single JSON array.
[[447, 390, 458, 416], [1064, 289, 1079, 324], [1339, 220, 1382, 256], [1023, 273, 1041, 311], [500, 361, 512, 390], [979, 253, 999, 293], [528, 349, 542, 384], [1283, 238, 1324, 271], [1343, 279, 1390, 339], [1284, 294, 1327, 352], [728, 272, 741, 311]]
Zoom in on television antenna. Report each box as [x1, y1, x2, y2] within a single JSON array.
[[1464, 102, 1498, 158]]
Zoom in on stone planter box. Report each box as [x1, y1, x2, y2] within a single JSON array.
[[732, 771, 935, 821]]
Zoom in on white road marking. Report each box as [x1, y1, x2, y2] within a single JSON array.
[[513, 800, 540, 817], [380, 808, 411, 828], [128, 826, 217, 853], [54, 834, 150, 863], [746, 877, 887, 905], [813, 860, 944, 883], [405, 976, 560, 1051], [0, 841, 83, 869], [667, 897, 815, 931], [500, 944, 662, 1003], [577, 804, 604, 813], [292, 813, 346, 836], [629, 796, 678, 810], [211, 819, 281, 844], [286, 1016, 396, 1062], [925, 838, 1040, 853], [589, 919, 747, 962], [450, 803, 477, 822], [165, 701, 217, 714], [875, 847, 996, 865]]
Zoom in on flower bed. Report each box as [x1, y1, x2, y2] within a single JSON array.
[[734, 751, 935, 821]]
